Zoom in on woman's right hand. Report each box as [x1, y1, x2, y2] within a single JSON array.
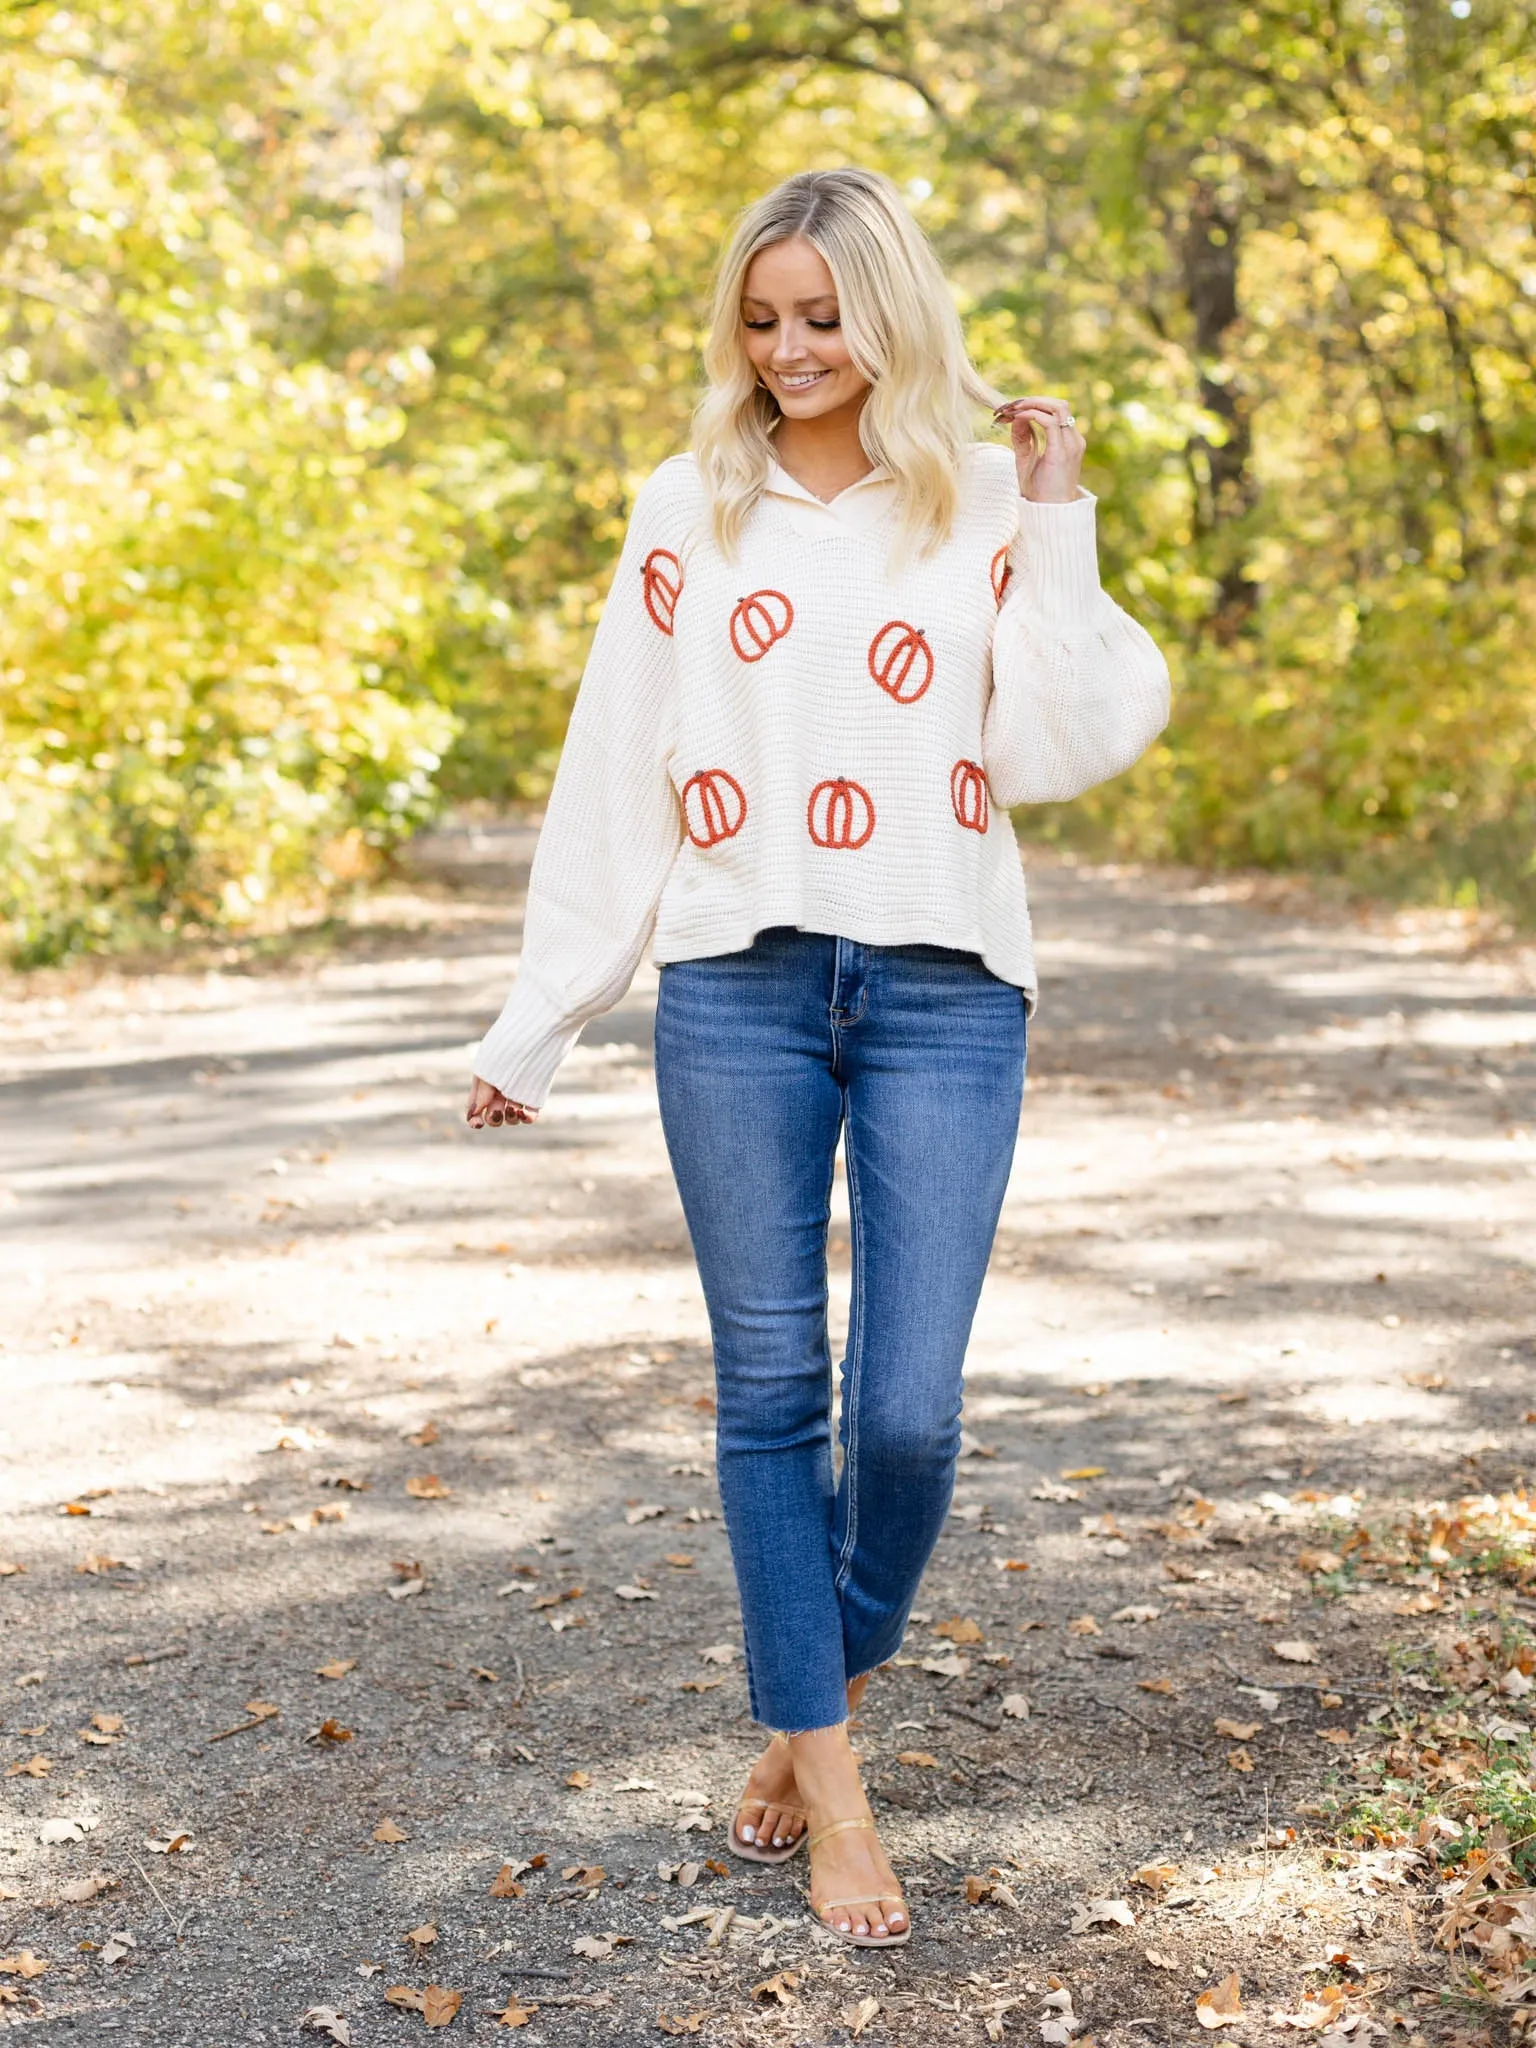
[[466, 1077, 538, 1129]]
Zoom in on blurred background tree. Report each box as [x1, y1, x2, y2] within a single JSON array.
[[2, 0, 1531, 961]]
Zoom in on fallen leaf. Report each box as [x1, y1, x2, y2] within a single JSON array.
[[665, 1554, 694, 1569], [562, 1864, 606, 1888], [385, 1986, 425, 2012], [487, 1865, 524, 1898], [470, 1667, 497, 1683], [565, 1771, 592, 1790], [55, 1874, 118, 1903], [100, 1931, 134, 1965], [1227, 1746, 1255, 1772], [1196, 1971, 1244, 2029], [61, 1501, 92, 1516], [405, 1475, 450, 1500], [531, 1587, 583, 1611], [310, 1718, 353, 1746], [698, 1643, 738, 1665], [316, 1659, 357, 1680], [933, 1616, 984, 1644], [1145, 1949, 1178, 1969], [751, 1970, 800, 2005], [897, 1750, 940, 1768], [1072, 1897, 1136, 1932], [918, 1651, 969, 1679], [1138, 1677, 1176, 1696], [0, 1954, 47, 1979], [146, 1832, 193, 1854], [387, 1576, 426, 1601], [679, 1678, 721, 1693], [1272, 1987, 1347, 2031], [613, 1778, 657, 1793], [421, 1985, 461, 2028], [1002, 1693, 1030, 1720], [1068, 1615, 1101, 1636], [405, 1923, 438, 1953], [1271, 1640, 1318, 1664], [1317, 1727, 1353, 1745], [1214, 1719, 1259, 1741], [572, 1935, 614, 1960], [0, 1561, 24, 1578], [1110, 1605, 1162, 1624], [1062, 1466, 1106, 1480], [615, 1584, 658, 1601], [996, 1558, 1031, 1572], [844, 1995, 880, 2038], [496, 1999, 538, 2027], [299, 2007, 352, 2044], [1295, 1549, 1343, 1574], [5, 1755, 50, 1779], [409, 1422, 440, 1447], [89, 1713, 124, 1735], [38, 1818, 94, 1846], [1134, 1864, 1178, 1892], [625, 1503, 667, 1525]]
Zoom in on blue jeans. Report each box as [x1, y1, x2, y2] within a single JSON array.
[[654, 928, 1026, 1733]]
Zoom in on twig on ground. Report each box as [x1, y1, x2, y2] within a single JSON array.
[[130, 1852, 192, 1940], [945, 1705, 1002, 1733], [1090, 1695, 1207, 1754], [1214, 1655, 1393, 1700]]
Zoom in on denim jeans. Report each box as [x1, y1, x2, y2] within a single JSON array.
[[654, 927, 1026, 1733]]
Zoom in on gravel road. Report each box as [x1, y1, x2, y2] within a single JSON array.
[[2, 826, 1533, 2045]]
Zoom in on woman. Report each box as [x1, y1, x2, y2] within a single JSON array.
[[467, 167, 1169, 1948]]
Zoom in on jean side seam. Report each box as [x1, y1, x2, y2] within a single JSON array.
[[832, 1088, 866, 1598]]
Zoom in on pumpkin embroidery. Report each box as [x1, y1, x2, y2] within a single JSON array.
[[868, 619, 933, 704], [950, 758, 989, 835], [730, 588, 794, 662], [990, 545, 1013, 608], [642, 548, 683, 635], [807, 777, 875, 850], [681, 769, 747, 849]]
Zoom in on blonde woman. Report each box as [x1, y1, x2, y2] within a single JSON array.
[[467, 167, 1169, 1947]]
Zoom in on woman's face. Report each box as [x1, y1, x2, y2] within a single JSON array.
[[740, 236, 869, 421]]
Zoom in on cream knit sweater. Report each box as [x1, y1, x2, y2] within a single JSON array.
[[473, 442, 1170, 1108]]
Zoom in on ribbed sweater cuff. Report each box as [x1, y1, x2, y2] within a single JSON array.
[[1014, 488, 1101, 621], [472, 977, 579, 1113]]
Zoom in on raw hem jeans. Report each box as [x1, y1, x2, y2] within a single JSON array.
[[654, 927, 1026, 1734]]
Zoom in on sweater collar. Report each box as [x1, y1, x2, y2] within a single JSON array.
[[763, 458, 895, 538]]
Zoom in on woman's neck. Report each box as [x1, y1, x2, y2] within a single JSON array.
[[772, 396, 875, 504]]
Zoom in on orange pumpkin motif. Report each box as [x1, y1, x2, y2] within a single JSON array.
[[730, 589, 794, 662], [642, 548, 683, 635], [681, 769, 747, 848], [868, 619, 933, 704], [950, 758, 989, 835], [807, 777, 875, 850], [990, 545, 1013, 607]]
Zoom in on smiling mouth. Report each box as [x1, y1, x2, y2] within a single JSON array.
[[774, 369, 831, 391]]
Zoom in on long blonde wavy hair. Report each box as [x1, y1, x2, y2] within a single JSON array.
[[691, 167, 1003, 565]]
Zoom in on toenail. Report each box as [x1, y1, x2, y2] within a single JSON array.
[[739, 1825, 754, 1841]]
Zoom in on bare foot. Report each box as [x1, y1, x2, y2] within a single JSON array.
[[731, 1674, 871, 1852], [790, 1721, 907, 1941]]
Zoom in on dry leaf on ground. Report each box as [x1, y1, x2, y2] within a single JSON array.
[[1214, 1719, 1259, 1741], [316, 1659, 357, 1680], [1068, 1615, 1101, 1636], [5, 1756, 49, 1778], [38, 1818, 94, 1846], [1271, 1986, 1347, 2030], [615, 1584, 658, 1601], [698, 1643, 738, 1665], [625, 1503, 667, 1524], [101, 1932, 134, 1965], [1138, 1676, 1176, 1695], [1110, 1604, 1162, 1624], [1134, 1864, 1178, 1892], [572, 1935, 615, 1961], [0, 1954, 47, 1979], [487, 1865, 524, 1898], [386, 1984, 461, 2028], [1227, 1747, 1255, 1772], [562, 1863, 605, 1888], [55, 1874, 118, 1903], [496, 1999, 538, 2027], [1145, 1949, 1178, 1969], [565, 1771, 592, 1790], [404, 1924, 438, 1953], [146, 1832, 193, 1854], [405, 1475, 450, 1499], [1002, 1693, 1030, 1720], [933, 1616, 984, 1644], [1196, 1972, 1244, 2028], [1295, 1549, 1343, 1574], [409, 1422, 439, 1447], [844, 1996, 880, 2037], [299, 2007, 351, 2044], [1271, 1640, 1318, 1664], [310, 1719, 353, 1745], [751, 1971, 800, 2005], [656, 2015, 706, 2036], [897, 1750, 939, 1768], [374, 1820, 407, 1844], [1072, 1897, 1135, 1932]]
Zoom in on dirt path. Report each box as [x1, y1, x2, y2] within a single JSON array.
[[2, 829, 1534, 2045]]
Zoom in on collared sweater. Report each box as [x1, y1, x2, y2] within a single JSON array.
[[473, 443, 1170, 1109]]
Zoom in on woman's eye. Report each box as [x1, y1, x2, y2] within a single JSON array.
[[743, 318, 776, 330], [808, 319, 841, 331]]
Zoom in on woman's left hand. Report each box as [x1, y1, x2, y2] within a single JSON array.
[[993, 394, 1085, 504]]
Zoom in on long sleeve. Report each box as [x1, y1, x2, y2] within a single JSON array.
[[983, 490, 1171, 807], [472, 464, 686, 1108]]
